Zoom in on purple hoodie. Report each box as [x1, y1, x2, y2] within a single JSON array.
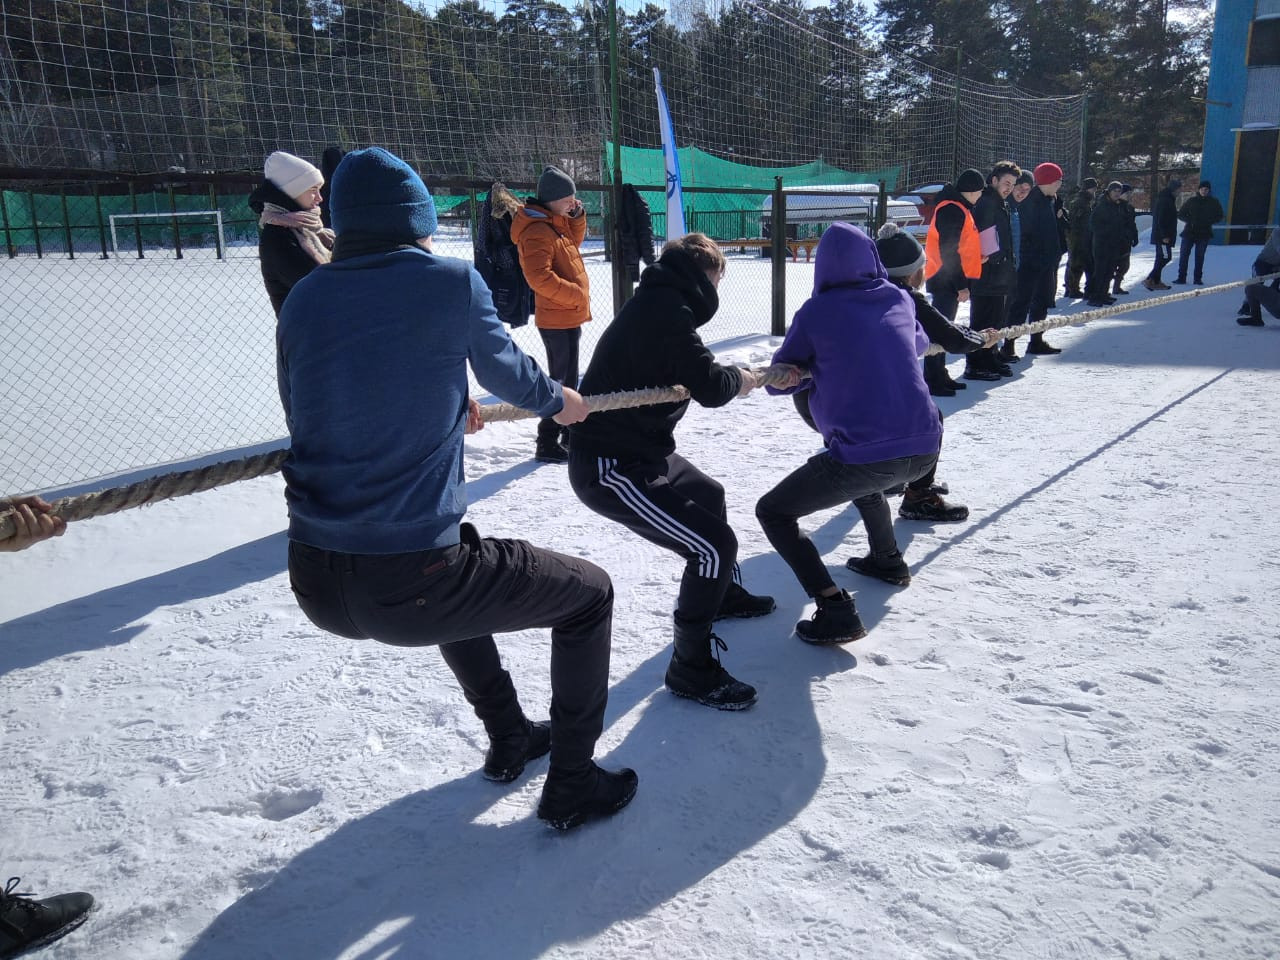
[[767, 222, 942, 465]]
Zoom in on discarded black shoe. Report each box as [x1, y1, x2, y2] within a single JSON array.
[[665, 638, 757, 710], [845, 552, 912, 586], [795, 590, 866, 644], [537, 763, 638, 831], [483, 719, 552, 783], [898, 491, 970, 523], [0, 878, 94, 960], [716, 582, 776, 620]]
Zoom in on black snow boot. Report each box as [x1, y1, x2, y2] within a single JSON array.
[[795, 590, 866, 644], [482, 718, 552, 783], [0, 878, 94, 960], [1026, 333, 1062, 355], [715, 582, 776, 620], [665, 623, 757, 710], [537, 763, 638, 832], [898, 489, 970, 523], [845, 552, 912, 586]]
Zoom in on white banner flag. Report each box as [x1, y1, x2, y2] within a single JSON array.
[[654, 68, 686, 239]]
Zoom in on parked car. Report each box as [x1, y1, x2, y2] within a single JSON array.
[[761, 184, 924, 241]]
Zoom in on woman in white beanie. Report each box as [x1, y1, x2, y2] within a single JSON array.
[[247, 150, 335, 316]]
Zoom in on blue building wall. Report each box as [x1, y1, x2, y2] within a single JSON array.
[[1202, 2, 1280, 243]]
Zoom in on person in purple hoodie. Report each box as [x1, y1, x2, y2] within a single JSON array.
[[755, 223, 943, 645]]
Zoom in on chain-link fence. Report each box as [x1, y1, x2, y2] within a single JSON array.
[[1, 172, 822, 493]]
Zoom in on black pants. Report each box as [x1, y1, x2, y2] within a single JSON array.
[[967, 293, 1008, 369], [1177, 237, 1210, 283], [569, 450, 738, 637], [1087, 251, 1121, 301], [924, 282, 960, 386], [1007, 265, 1058, 331], [756, 449, 939, 597], [1246, 283, 1280, 321], [287, 525, 612, 772], [538, 327, 581, 442], [1113, 252, 1131, 285], [1147, 241, 1174, 283], [1064, 246, 1091, 294]]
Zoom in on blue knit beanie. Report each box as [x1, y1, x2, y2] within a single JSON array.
[[330, 147, 437, 240]]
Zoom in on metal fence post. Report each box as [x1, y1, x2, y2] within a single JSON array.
[[129, 181, 144, 258], [169, 185, 183, 259], [94, 184, 109, 259], [60, 187, 74, 259], [210, 183, 224, 259], [0, 189, 14, 258], [771, 177, 786, 337], [27, 190, 42, 258]]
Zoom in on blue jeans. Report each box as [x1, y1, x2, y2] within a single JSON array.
[[1177, 237, 1210, 282], [756, 450, 939, 597]]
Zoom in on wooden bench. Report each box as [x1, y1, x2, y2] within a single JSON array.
[[723, 237, 820, 262]]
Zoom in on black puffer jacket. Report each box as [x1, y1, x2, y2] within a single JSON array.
[[247, 180, 318, 317], [1090, 196, 1132, 262], [569, 248, 742, 462], [970, 186, 1016, 296], [1178, 193, 1224, 240], [1151, 186, 1179, 242], [617, 184, 657, 282]]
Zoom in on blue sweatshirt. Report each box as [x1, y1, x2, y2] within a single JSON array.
[[277, 247, 563, 553], [767, 222, 942, 465]]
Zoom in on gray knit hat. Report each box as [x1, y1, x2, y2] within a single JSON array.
[[537, 165, 576, 203], [875, 222, 926, 278]]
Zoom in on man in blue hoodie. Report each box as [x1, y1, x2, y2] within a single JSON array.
[[756, 223, 943, 644], [277, 147, 636, 832]]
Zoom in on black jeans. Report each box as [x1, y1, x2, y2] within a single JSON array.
[[1177, 237, 1210, 282], [1148, 241, 1174, 283], [1007, 265, 1059, 331], [538, 327, 581, 443], [924, 282, 960, 386], [569, 450, 738, 637], [288, 524, 612, 772], [756, 450, 939, 597]]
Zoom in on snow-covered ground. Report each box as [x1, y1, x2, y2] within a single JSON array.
[[2, 241, 1279, 959]]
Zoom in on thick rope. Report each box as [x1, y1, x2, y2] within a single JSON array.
[[4, 273, 1276, 542]]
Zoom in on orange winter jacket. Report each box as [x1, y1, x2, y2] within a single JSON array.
[[925, 199, 983, 282], [510, 203, 592, 330]]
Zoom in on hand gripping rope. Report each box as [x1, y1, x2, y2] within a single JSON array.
[[1, 273, 1277, 545]]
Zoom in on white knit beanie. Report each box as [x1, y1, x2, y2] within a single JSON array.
[[264, 151, 323, 200]]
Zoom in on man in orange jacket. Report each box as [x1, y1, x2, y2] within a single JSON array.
[[922, 168, 985, 396], [512, 166, 592, 463]]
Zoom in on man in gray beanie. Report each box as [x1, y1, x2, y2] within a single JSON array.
[[513, 165, 592, 463], [278, 147, 637, 831]]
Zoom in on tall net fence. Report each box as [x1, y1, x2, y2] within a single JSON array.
[[1, 0, 1084, 493]]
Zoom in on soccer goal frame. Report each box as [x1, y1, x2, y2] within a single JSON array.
[[109, 210, 225, 260]]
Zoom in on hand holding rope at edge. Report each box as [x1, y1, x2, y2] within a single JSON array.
[[4, 272, 1277, 544]]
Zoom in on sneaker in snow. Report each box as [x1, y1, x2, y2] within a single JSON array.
[[845, 553, 912, 587], [715, 582, 776, 620], [537, 763, 638, 832], [898, 492, 970, 523], [483, 719, 552, 783], [0, 878, 94, 960], [795, 590, 866, 644]]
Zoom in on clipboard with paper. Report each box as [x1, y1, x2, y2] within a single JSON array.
[[978, 225, 1000, 257]]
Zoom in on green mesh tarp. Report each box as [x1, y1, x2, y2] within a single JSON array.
[[603, 143, 900, 238]]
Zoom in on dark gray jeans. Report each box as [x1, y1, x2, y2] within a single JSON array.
[[756, 450, 938, 597], [288, 523, 612, 772]]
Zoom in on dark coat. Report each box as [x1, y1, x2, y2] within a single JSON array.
[[568, 248, 741, 462], [1018, 187, 1065, 273], [1151, 186, 1179, 243], [970, 186, 1016, 296], [925, 184, 977, 297], [1090, 197, 1131, 263], [474, 186, 533, 328], [905, 287, 985, 354], [1178, 193, 1224, 240], [617, 184, 656, 282], [248, 179, 319, 317], [1067, 190, 1095, 256]]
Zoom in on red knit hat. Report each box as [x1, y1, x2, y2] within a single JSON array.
[[1033, 162, 1064, 186]]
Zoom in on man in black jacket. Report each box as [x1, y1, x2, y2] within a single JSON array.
[[1174, 180, 1224, 285], [568, 234, 781, 712], [1086, 182, 1129, 307], [922, 169, 985, 395], [964, 160, 1021, 381], [1005, 162, 1067, 357], [1143, 178, 1181, 290], [1064, 178, 1097, 298]]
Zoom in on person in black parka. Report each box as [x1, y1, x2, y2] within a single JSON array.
[[1143, 177, 1181, 290], [616, 183, 657, 283], [474, 182, 534, 328], [247, 151, 334, 317], [964, 160, 1021, 381], [1086, 181, 1130, 307], [568, 233, 780, 713], [1175, 180, 1225, 285]]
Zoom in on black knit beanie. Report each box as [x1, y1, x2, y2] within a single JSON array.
[[956, 169, 985, 193], [875, 222, 926, 278]]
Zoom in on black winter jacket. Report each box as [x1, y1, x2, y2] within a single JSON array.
[[970, 186, 1016, 296], [1151, 186, 1179, 242], [1090, 197, 1131, 262], [474, 192, 533, 328], [905, 288, 985, 354], [617, 184, 656, 282], [248, 180, 318, 317], [1067, 191, 1095, 255], [1178, 194, 1224, 240], [569, 248, 742, 462], [1018, 187, 1065, 272]]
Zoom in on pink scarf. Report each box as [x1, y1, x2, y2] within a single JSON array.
[[259, 203, 335, 265]]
